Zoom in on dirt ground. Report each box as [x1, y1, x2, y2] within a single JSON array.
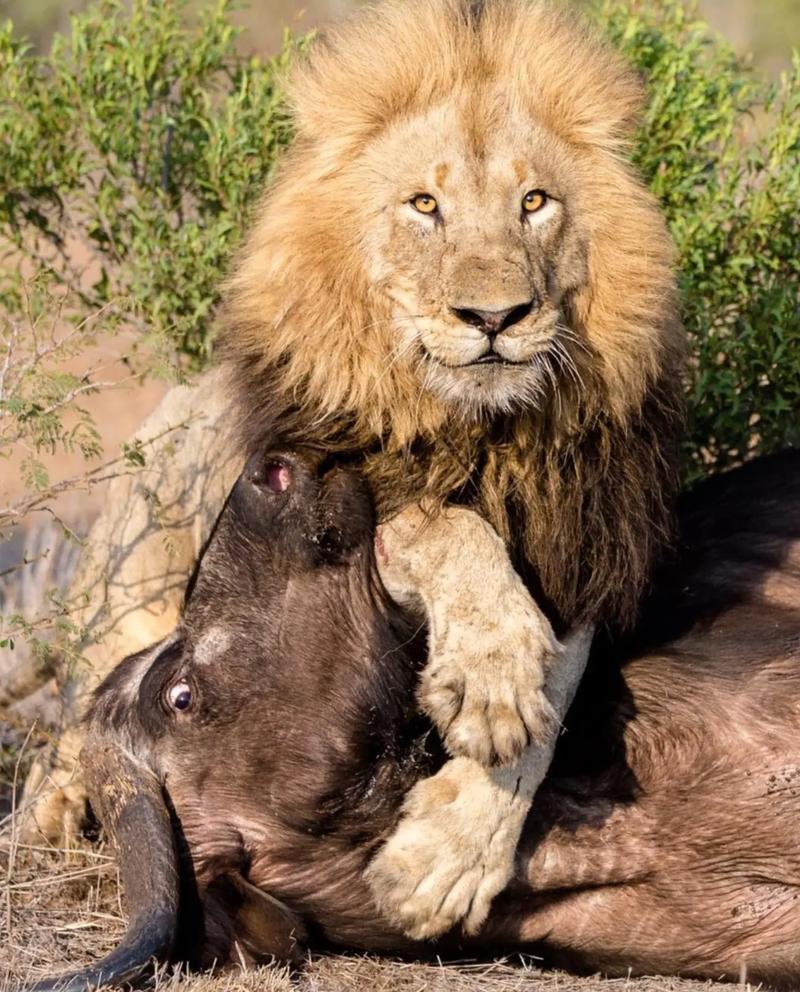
[[0, 815, 745, 992]]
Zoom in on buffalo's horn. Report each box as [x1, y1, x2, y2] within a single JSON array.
[[28, 738, 179, 992]]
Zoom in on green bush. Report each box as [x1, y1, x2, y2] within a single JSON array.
[[599, 0, 800, 476], [0, 0, 297, 364], [1, 0, 798, 479]]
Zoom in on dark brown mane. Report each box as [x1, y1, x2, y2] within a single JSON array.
[[224, 350, 683, 631]]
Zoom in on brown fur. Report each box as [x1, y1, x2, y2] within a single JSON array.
[[221, 0, 685, 628]]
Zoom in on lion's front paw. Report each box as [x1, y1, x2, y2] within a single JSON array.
[[365, 758, 525, 940], [421, 598, 559, 766]]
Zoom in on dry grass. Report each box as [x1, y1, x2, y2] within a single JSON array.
[[0, 809, 743, 992]]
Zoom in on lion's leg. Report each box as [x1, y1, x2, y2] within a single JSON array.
[[377, 504, 563, 765], [366, 626, 592, 939], [20, 368, 243, 844], [370, 505, 594, 938]]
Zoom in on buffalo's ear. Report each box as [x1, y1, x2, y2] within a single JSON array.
[[234, 876, 308, 965], [205, 874, 307, 967]]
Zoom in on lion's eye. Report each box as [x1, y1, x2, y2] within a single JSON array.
[[411, 194, 438, 215], [167, 679, 193, 713], [522, 190, 547, 214]]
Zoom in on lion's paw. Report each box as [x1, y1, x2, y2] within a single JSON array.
[[421, 592, 560, 766], [365, 757, 526, 940]]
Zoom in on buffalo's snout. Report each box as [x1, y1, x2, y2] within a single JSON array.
[[243, 447, 321, 499], [231, 447, 375, 563]]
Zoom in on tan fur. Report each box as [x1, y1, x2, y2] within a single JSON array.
[[222, 0, 684, 630]]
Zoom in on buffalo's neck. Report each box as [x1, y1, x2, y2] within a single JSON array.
[[263, 603, 435, 842], [243, 705, 433, 953], [248, 755, 426, 954]]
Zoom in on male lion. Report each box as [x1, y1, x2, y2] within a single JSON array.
[[23, 0, 684, 943]]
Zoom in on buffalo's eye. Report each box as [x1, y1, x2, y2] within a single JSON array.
[[167, 679, 193, 712]]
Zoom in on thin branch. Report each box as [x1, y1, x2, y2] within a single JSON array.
[[0, 375, 136, 446], [0, 419, 191, 528], [0, 551, 51, 581]]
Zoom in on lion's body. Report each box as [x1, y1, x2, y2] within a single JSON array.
[[223, 0, 685, 629]]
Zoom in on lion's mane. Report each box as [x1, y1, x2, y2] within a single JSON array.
[[221, 0, 685, 631]]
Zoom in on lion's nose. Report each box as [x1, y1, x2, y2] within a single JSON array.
[[450, 302, 534, 337]]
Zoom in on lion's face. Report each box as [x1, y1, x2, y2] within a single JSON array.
[[362, 100, 590, 415], [226, 0, 680, 450]]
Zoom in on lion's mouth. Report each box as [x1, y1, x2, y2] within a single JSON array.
[[470, 353, 517, 367], [421, 346, 535, 370]]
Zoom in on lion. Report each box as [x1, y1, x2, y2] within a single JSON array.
[[21, 0, 684, 946], [219, 0, 684, 933]]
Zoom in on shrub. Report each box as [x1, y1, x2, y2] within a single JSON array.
[[0, 0, 297, 365], [599, 0, 800, 476]]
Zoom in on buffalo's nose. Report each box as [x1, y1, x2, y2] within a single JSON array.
[[245, 448, 323, 495], [450, 301, 534, 336]]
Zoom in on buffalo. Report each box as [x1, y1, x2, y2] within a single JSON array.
[[32, 447, 800, 990]]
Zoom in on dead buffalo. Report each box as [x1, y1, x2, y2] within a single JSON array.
[[32, 448, 800, 990]]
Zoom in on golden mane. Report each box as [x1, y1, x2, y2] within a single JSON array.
[[221, 0, 685, 630]]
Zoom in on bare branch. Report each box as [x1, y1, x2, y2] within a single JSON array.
[[0, 418, 191, 530]]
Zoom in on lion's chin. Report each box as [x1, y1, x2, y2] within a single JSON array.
[[422, 357, 553, 419]]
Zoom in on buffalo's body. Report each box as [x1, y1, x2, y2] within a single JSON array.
[[35, 450, 800, 990]]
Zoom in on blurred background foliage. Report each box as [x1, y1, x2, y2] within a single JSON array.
[[4, 0, 800, 75]]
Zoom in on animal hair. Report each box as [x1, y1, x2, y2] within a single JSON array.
[[220, 0, 685, 630]]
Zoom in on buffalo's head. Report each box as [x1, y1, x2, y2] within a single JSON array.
[[32, 448, 430, 991]]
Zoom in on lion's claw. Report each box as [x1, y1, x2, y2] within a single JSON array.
[[421, 665, 556, 765]]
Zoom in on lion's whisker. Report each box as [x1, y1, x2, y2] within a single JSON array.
[[557, 323, 591, 357], [551, 332, 586, 392], [373, 336, 420, 389]]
